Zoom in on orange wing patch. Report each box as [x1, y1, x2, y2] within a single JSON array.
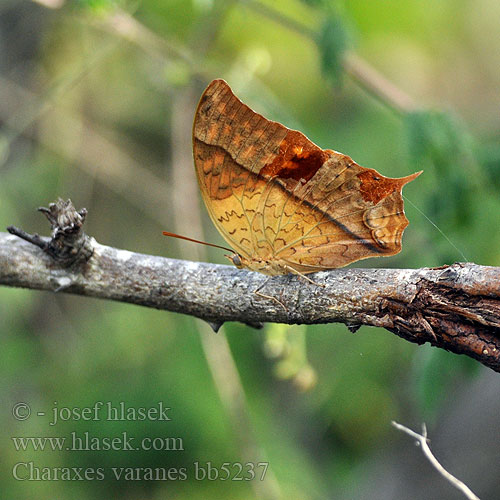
[[192, 79, 421, 275]]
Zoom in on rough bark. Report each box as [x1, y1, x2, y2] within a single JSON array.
[[1, 200, 499, 372]]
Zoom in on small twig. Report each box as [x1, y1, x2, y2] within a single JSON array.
[[7, 199, 93, 268], [392, 421, 480, 500], [344, 54, 418, 114], [241, 0, 419, 115], [6, 226, 48, 251], [96, 8, 198, 74], [241, 0, 315, 39]]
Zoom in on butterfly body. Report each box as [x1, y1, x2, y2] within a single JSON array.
[[192, 79, 421, 276], [227, 253, 306, 276]]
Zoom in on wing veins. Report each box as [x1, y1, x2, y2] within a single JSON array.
[[220, 113, 275, 255], [275, 202, 401, 256], [275, 163, 354, 235]]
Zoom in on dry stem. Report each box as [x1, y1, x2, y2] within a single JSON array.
[[392, 421, 480, 500]]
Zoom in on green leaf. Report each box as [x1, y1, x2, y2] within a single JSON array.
[[317, 12, 350, 84], [406, 110, 468, 169], [405, 110, 477, 232], [478, 143, 500, 191]]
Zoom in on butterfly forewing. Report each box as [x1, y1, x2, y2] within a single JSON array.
[[192, 79, 420, 274]]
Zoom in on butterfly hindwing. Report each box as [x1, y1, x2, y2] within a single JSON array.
[[193, 79, 420, 274]]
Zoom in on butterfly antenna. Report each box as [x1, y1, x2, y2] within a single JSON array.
[[162, 231, 235, 254], [403, 196, 469, 261]]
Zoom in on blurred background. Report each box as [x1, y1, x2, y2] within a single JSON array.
[[1, 0, 499, 498]]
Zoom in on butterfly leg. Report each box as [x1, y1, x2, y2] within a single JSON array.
[[283, 265, 326, 288], [254, 278, 288, 311]]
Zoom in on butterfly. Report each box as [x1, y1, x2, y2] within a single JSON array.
[[165, 79, 421, 277]]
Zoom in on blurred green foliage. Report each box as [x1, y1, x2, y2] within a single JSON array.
[[317, 11, 350, 84], [1, 0, 499, 499], [406, 111, 475, 228], [74, 0, 121, 12]]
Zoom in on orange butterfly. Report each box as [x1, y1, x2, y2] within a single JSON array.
[[165, 79, 420, 276]]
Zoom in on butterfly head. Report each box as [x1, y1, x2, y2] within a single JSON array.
[[225, 253, 244, 269]]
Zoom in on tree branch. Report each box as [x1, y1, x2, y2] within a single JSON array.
[[1, 200, 499, 372]]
